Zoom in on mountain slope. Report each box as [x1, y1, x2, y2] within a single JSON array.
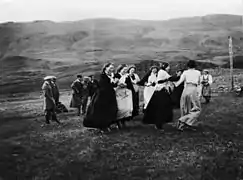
[[0, 14, 242, 94]]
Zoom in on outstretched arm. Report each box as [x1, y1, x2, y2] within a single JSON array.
[[208, 75, 213, 85], [156, 70, 171, 84], [137, 71, 150, 86], [71, 81, 79, 94], [174, 72, 186, 87]]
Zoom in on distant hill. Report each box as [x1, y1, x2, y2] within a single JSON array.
[[0, 14, 242, 94]]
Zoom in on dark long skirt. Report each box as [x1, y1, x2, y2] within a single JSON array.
[[132, 91, 140, 117], [171, 84, 184, 109], [143, 89, 173, 129], [83, 90, 118, 129]]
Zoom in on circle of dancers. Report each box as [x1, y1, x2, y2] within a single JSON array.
[[41, 60, 214, 132]]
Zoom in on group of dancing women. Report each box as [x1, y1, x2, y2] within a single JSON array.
[[83, 60, 203, 132]]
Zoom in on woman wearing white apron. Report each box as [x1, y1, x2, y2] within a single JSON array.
[[114, 64, 133, 128], [143, 66, 158, 110]]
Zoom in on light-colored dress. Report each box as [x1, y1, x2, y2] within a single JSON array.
[[175, 69, 201, 127], [115, 74, 133, 120], [143, 73, 157, 109], [200, 74, 213, 99]]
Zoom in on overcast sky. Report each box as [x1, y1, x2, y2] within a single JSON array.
[[0, 0, 242, 23]]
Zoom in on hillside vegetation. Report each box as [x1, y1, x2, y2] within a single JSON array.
[[0, 14, 242, 94]]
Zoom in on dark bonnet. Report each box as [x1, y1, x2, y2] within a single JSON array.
[[187, 60, 196, 68], [77, 74, 82, 78], [160, 62, 169, 70]]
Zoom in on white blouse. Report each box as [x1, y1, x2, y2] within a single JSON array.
[[156, 69, 171, 82], [146, 73, 157, 86], [175, 69, 201, 87], [155, 69, 171, 91], [130, 73, 140, 84], [119, 73, 129, 84], [200, 74, 213, 85]]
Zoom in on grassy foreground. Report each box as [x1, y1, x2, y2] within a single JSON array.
[[0, 91, 243, 180]]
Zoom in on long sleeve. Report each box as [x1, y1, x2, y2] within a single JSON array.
[[107, 74, 118, 87], [197, 72, 202, 85], [42, 83, 54, 101], [137, 71, 151, 86], [168, 75, 180, 82], [174, 72, 186, 87], [135, 74, 140, 83], [199, 75, 203, 84], [208, 75, 213, 85], [130, 73, 140, 84], [71, 81, 79, 94], [156, 70, 171, 83]]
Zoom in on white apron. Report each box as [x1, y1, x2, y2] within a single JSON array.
[[115, 74, 133, 120], [143, 73, 157, 109]]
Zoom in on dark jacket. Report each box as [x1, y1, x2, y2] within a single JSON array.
[[168, 75, 184, 108], [89, 79, 99, 97], [50, 82, 60, 104]]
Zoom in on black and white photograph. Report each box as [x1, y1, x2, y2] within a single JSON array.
[[0, 0, 243, 179]]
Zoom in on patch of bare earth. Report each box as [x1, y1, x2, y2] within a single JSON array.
[[0, 76, 243, 179]]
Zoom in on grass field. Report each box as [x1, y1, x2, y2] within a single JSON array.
[[0, 73, 243, 180]]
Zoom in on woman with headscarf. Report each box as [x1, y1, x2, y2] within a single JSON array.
[[200, 69, 213, 104], [142, 62, 174, 130], [114, 64, 133, 128], [174, 60, 202, 131], [139, 66, 158, 111], [83, 63, 118, 132], [128, 65, 140, 117]]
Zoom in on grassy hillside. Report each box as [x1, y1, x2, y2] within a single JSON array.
[[0, 69, 243, 179], [0, 14, 242, 94]]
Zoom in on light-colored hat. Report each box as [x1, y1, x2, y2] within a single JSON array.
[[83, 76, 90, 81], [203, 69, 209, 72], [44, 76, 54, 81]]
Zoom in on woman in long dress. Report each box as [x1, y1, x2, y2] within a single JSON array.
[[174, 60, 202, 131], [114, 64, 133, 128], [128, 65, 140, 117], [142, 62, 174, 130], [83, 63, 118, 132], [142, 66, 158, 111]]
